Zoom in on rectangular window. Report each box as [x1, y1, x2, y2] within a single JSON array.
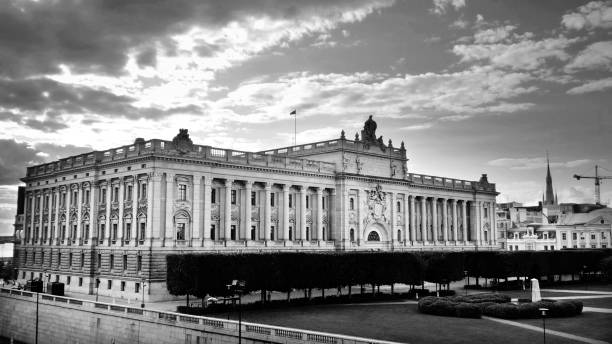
[[211, 189, 216, 204], [306, 196, 310, 209], [69, 253, 73, 266], [231, 190, 236, 204], [107, 280, 112, 290], [289, 194, 293, 208], [551, 245, 554, 250], [110, 254, 114, 270], [123, 255, 127, 270], [121, 281, 125, 291], [591, 234, 596, 240], [127, 185, 133, 201], [135, 282, 140, 293], [84, 189, 90, 203], [139, 222, 146, 241], [112, 223, 118, 240], [113, 187, 119, 202], [101, 188, 107, 203], [210, 224, 216, 240], [562, 233, 567, 240], [125, 223, 131, 241], [67, 276, 71, 285], [80, 253, 84, 268], [140, 183, 147, 200], [97, 254, 102, 268], [231, 224, 236, 240], [137, 255, 142, 272], [179, 184, 187, 201], [271, 193, 275, 207], [78, 277, 83, 287], [251, 191, 256, 206], [251, 225, 256, 240], [176, 223, 185, 241], [99, 224, 105, 242], [322, 197, 325, 210], [84, 224, 90, 241], [572, 233, 577, 240]]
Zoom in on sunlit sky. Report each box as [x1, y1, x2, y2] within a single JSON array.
[[0, 0, 611, 235]]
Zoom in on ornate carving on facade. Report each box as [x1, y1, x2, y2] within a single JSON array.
[[305, 210, 312, 224], [172, 129, 194, 154], [349, 211, 357, 224], [110, 209, 119, 220], [356, 157, 363, 174], [363, 184, 388, 227], [231, 204, 240, 221], [211, 204, 220, 221], [271, 207, 279, 222], [251, 207, 260, 221], [289, 208, 296, 224], [322, 210, 329, 225]]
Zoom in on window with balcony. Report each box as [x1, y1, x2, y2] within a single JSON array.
[[125, 223, 131, 243], [139, 222, 146, 242], [112, 223, 118, 241]]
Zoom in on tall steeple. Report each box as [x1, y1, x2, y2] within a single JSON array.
[[544, 152, 555, 205]]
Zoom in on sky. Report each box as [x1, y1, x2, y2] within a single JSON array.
[[0, 0, 611, 235]]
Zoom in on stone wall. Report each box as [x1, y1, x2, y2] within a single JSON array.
[[0, 288, 400, 344]]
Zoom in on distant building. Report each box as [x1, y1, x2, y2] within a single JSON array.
[[496, 158, 612, 251]]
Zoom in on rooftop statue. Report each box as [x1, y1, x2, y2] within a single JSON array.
[[172, 129, 194, 154], [362, 115, 377, 142]]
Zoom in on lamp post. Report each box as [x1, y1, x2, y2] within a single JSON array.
[[35, 290, 39, 344], [95, 278, 100, 302], [141, 278, 146, 308], [464, 270, 468, 296], [539, 307, 548, 344], [227, 280, 246, 344]]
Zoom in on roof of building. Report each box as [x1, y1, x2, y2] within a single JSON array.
[[557, 207, 612, 225]]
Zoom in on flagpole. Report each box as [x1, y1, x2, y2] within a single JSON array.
[[290, 110, 297, 146]]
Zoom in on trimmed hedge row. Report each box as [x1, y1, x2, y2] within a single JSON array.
[[418, 294, 583, 319], [167, 250, 612, 298]]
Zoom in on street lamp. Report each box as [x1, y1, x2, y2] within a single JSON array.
[[539, 307, 548, 344], [141, 278, 147, 308], [227, 280, 246, 344], [464, 270, 468, 296]]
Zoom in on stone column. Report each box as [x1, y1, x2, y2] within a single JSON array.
[[264, 183, 271, 241], [300, 186, 307, 240], [105, 184, 111, 246], [38, 193, 44, 244], [164, 173, 174, 245], [130, 179, 138, 246], [389, 192, 396, 244], [420, 197, 427, 242], [118, 181, 125, 245], [192, 175, 202, 245], [148, 173, 161, 244], [282, 184, 290, 241], [452, 199, 458, 242], [65, 188, 72, 244], [442, 198, 448, 243], [475, 201, 482, 245], [243, 180, 252, 241], [76, 185, 83, 244], [316, 187, 323, 241], [492, 202, 497, 245], [90, 184, 97, 244], [224, 179, 233, 240], [203, 177, 212, 241], [432, 198, 438, 244], [409, 196, 416, 243], [47, 192, 53, 245], [462, 201, 468, 244]]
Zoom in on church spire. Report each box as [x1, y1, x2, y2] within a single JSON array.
[[544, 151, 555, 205]]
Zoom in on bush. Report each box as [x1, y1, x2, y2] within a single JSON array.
[[483, 303, 520, 319], [455, 303, 481, 318], [452, 293, 511, 304]]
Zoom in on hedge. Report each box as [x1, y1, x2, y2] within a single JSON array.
[[167, 250, 612, 299], [483, 300, 583, 319]]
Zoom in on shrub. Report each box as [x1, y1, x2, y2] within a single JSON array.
[[476, 301, 497, 313], [452, 293, 511, 304], [483, 303, 520, 319], [455, 303, 481, 318]]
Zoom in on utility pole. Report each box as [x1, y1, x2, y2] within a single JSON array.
[[574, 165, 612, 205]]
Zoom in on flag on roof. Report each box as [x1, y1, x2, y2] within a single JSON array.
[[290, 109, 296, 115]]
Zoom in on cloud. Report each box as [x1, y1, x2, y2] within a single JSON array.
[[211, 66, 536, 124], [0, 139, 90, 185], [400, 123, 434, 131], [567, 77, 612, 94], [565, 41, 612, 72], [562, 1, 612, 31], [431, 0, 466, 15], [453, 35, 578, 71], [487, 157, 592, 170], [473, 25, 517, 44]]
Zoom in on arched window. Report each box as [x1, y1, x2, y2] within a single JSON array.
[[322, 227, 326, 241], [350, 228, 355, 242], [367, 231, 380, 241], [289, 227, 293, 241], [397, 229, 401, 241], [397, 201, 401, 212], [306, 227, 310, 241], [349, 198, 354, 210], [250, 226, 256, 240], [270, 226, 275, 240]]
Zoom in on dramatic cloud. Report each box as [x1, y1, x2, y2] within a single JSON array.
[[487, 157, 593, 170], [565, 41, 612, 72], [431, 0, 466, 15], [0, 139, 90, 185], [562, 1, 612, 31], [567, 76, 612, 94]]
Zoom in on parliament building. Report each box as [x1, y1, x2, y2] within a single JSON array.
[[14, 117, 499, 301]]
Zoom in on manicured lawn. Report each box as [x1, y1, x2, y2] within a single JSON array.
[[517, 312, 612, 343], [578, 297, 612, 308], [230, 303, 582, 344]]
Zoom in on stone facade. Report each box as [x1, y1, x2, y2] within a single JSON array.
[[14, 118, 498, 300]]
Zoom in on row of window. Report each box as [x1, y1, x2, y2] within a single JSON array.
[[26, 221, 146, 244], [29, 164, 148, 187], [206, 224, 324, 241], [22, 271, 143, 293], [210, 189, 325, 209], [23, 251, 143, 272], [561, 232, 608, 241]]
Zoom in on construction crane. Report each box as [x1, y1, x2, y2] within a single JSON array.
[[573, 165, 612, 205]]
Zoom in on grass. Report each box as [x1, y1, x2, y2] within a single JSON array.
[[516, 312, 612, 343], [226, 303, 584, 344]]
